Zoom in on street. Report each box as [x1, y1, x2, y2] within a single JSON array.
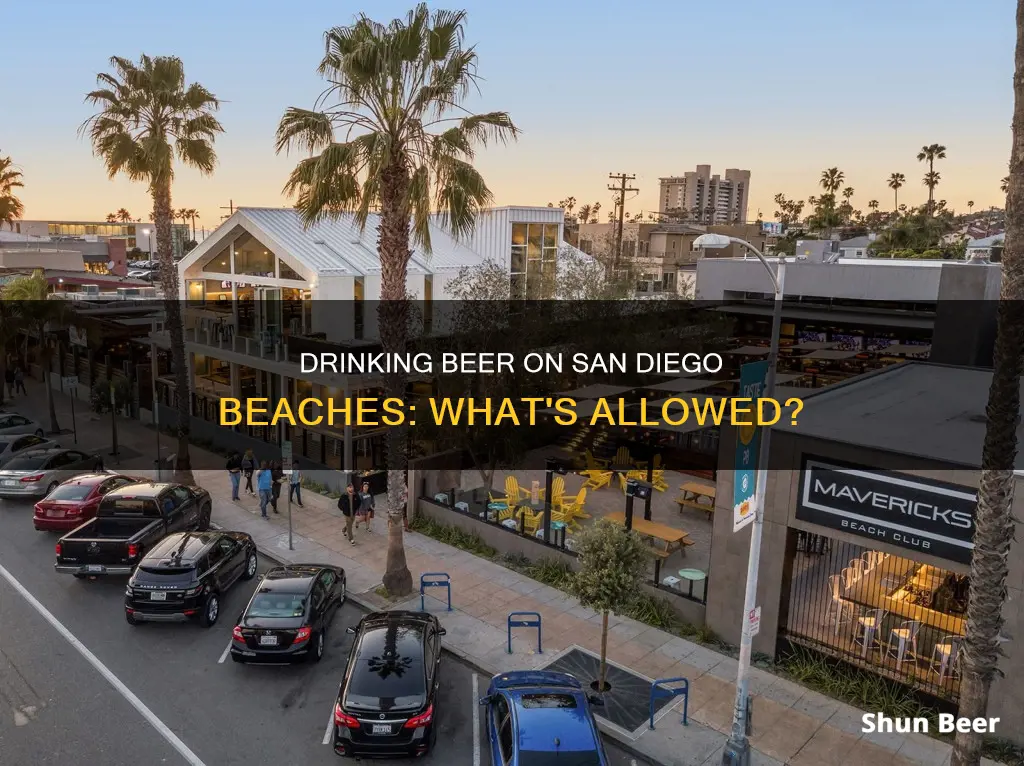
[[0, 479, 647, 766]]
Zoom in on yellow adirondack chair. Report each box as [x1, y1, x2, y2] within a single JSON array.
[[542, 476, 566, 509], [562, 488, 589, 520], [505, 476, 531, 503], [498, 506, 515, 523], [583, 470, 612, 491], [585, 450, 609, 470], [520, 508, 544, 535], [613, 446, 632, 467]]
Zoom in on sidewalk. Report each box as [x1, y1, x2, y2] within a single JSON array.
[[9, 382, 993, 766]]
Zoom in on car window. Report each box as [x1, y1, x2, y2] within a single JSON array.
[[217, 537, 235, 558], [49, 452, 75, 468], [111, 477, 135, 490], [206, 544, 225, 569], [320, 570, 336, 590], [97, 478, 118, 494], [13, 435, 43, 451], [247, 591, 306, 618], [66, 451, 89, 463], [345, 627, 427, 707], [0, 416, 11, 427], [170, 486, 191, 505], [495, 697, 513, 762], [46, 483, 93, 502], [11, 416, 28, 426], [3, 454, 49, 470]]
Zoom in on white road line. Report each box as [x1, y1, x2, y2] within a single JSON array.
[[217, 640, 232, 664], [0, 562, 208, 766], [472, 672, 481, 766], [322, 707, 335, 745]]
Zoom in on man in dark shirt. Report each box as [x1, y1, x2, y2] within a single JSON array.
[[337, 482, 362, 545], [226, 452, 242, 501]]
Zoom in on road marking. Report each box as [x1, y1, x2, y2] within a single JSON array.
[[322, 707, 335, 745], [472, 672, 481, 766], [217, 640, 232, 664], [0, 562, 208, 766]]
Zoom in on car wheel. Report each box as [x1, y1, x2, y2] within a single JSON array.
[[46, 481, 59, 496], [198, 505, 211, 531], [310, 629, 325, 663], [242, 552, 258, 581], [34, 429, 44, 437], [199, 593, 220, 628], [126, 611, 139, 626]]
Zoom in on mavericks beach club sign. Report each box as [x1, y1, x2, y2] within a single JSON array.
[[796, 457, 977, 564]]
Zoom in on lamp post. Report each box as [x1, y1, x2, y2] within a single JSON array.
[[694, 233, 786, 766], [143, 228, 152, 255]]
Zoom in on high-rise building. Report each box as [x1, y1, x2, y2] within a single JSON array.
[[659, 165, 751, 224]]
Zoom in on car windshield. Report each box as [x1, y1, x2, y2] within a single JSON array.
[[3, 455, 48, 470], [516, 752, 602, 766], [345, 627, 426, 709], [45, 483, 93, 501], [246, 591, 306, 618]]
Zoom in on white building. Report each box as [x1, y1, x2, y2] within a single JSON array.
[[966, 233, 1004, 260]]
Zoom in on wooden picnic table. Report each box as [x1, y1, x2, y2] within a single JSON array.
[[604, 512, 693, 558], [676, 481, 717, 520]]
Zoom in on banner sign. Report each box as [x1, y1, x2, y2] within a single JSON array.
[[733, 360, 769, 531]]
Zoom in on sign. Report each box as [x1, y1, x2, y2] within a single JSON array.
[[748, 606, 761, 638], [761, 222, 783, 236], [796, 456, 977, 564], [733, 360, 769, 532], [281, 441, 293, 472], [68, 326, 87, 348], [61, 375, 79, 388]]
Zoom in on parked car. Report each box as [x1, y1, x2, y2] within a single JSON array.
[[0, 413, 44, 437], [480, 671, 609, 766], [231, 564, 346, 664], [332, 611, 444, 758], [125, 531, 258, 627], [54, 482, 212, 578], [0, 448, 105, 499], [0, 434, 58, 468], [33, 473, 139, 531]]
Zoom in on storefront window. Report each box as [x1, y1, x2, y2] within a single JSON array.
[[200, 242, 231, 274], [509, 222, 557, 299], [234, 233, 276, 277], [278, 258, 304, 281]]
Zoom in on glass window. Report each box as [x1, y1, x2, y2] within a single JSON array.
[[206, 543, 226, 568], [511, 223, 527, 246], [200, 242, 232, 274], [527, 224, 543, 259], [45, 483, 93, 502], [510, 273, 525, 300], [346, 626, 427, 704], [278, 258, 303, 281], [511, 246, 526, 273], [543, 224, 558, 248], [247, 591, 307, 618], [234, 233, 276, 277]]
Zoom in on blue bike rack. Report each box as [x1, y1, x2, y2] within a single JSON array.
[[507, 611, 542, 654], [649, 677, 690, 729], [420, 572, 452, 612]]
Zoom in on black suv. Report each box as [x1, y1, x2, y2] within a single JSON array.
[[333, 611, 445, 758], [125, 531, 257, 627]]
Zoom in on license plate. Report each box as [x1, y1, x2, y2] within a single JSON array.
[[372, 724, 391, 735], [46, 509, 64, 518], [260, 635, 278, 646], [3, 480, 15, 486], [150, 592, 167, 601], [87, 565, 103, 573]]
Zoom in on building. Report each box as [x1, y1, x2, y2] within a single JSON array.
[[838, 234, 875, 258], [966, 234, 1004, 261], [12, 218, 190, 259], [705, 362, 1024, 745], [658, 165, 751, 224]]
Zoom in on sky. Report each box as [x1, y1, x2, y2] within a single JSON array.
[[1, 0, 1015, 233]]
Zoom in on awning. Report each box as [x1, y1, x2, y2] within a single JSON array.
[[801, 349, 860, 360], [727, 346, 771, 355], [793, 341, 837, 350], [880, 344, 932, 356]]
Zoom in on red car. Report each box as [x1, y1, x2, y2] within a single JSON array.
[[33, 473, 140, 531]]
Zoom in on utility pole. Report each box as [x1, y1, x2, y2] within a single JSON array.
[[220, 200, 235, 221], [607, 173, 638, 269]]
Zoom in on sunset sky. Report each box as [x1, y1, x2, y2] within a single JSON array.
[[2, 0, 1013, 233]]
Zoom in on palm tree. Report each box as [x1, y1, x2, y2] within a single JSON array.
[[1002, 176, 1010, 194], [917, 143, 947, 212], [842, 187, 854, 201], [887, 172, 906, 211], [591, 201, 601, 223], [0, 302, 24, 407], [868, 199, 879, 211], [1, 271, 68, 433], [923, 171, 941, 207], [176, 207, 190, 232], [950, 7, 1024, 765], [185, 208, 200, 241], [819, 167, 844, 193], [116, 207, 132, 222], [0, 153, 25, 230], [968, 200, 975, 214], [82, 54, 224, 483], [577, 204, 591, 227], [275, 4, 518, 596], [106, 213, 119, 223]]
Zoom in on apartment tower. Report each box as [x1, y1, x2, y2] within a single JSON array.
[[659, 165, 751, 224]]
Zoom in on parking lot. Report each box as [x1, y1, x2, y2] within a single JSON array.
[[0, 492, 645, 766]]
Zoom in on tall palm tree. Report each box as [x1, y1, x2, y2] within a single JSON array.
[[116, 207, 132, 222], [577, 204, 591, 227], [1002, 176, 1010, 194], [917, 143, 947, 212], [0, 153, 25, 230], [176, 207, 190, 232], [923, 171, 941, 207], [275, 4, 518, 596], [81, 54, 223, 483], [106, 212, 119, 222], [951, 6, 1024, 765], [887, 172, 906, 211], [1, 271, 68, 433], [868, 199, 879, 211], [185, 208, 200, 241], [968, 200, 975, 214], [819, 167, 844, 193], [0, 302, 24, 407]]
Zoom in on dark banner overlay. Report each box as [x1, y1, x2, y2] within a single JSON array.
[[0, 298, 1001, 473]]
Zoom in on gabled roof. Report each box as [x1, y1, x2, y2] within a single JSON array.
[[839, 235, 871, 249], [967, 234, 1004, 248]]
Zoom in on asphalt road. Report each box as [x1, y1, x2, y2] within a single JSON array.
[[0, 489, 648, 766]]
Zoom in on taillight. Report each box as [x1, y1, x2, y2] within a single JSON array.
[[127, 543, 139, 558], [334, 703, 360, 729], [55, 542, 62, 556], [232, 625, 244, 642], [293, 626, 311, 644], [404, 705, 434, 729], [66, 506, 82, 516], [21, 474, 44, 483], [185, 583, 204, 596]]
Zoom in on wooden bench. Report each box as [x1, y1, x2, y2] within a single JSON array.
[[648, 547, 670, 559], [676, 497, 714, 520]]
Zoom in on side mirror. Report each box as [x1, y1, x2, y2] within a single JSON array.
[[478, 695, 493, 707], [438, 628, 447, 637], [586, 694, 605, 707], [346, 626, 356, 634]]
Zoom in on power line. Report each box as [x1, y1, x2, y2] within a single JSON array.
[[219, 200, 235, 221], [608, 173, 638, 266]]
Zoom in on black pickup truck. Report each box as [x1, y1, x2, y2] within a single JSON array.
[[55, 482, 212, 578]]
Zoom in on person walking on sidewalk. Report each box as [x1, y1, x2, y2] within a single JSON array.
[[338, 482, 361, 545], [289, 460, 303, 507], [13, 367, 26, 396], [270, 460, 283, 514], [241, 449, 256, 496], [357, 481, 375, 533], [256, 461, 273, 519], [226, 451, 242, 501], [4, 367, 13, 399]]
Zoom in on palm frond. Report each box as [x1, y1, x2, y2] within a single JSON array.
[[275, 108, 336, 155]]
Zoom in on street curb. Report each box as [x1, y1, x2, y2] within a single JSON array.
[[254, 540, 654, 765]]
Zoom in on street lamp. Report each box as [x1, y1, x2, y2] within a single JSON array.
[[142, 228, 151, 255], [694, 233, 786, 766]]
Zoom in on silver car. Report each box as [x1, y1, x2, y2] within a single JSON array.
[[0, 448, 105, 499], [0, 434, 58, 468], [0, 413, 45, 437]]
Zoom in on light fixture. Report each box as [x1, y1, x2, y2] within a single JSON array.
[[692, 233, 732, 249]]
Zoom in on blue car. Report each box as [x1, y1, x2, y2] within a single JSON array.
[[480, 670, 609, 766]]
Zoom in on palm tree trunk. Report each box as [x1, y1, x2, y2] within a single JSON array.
[[599, 610, 609, 692], [378, 160, 413, 597], [894, 189, 898, 212], [951, 6, 1024, 763], [153, 178, 194, 484], [39, 326, 60, 434], [191, 215, 196, 242]]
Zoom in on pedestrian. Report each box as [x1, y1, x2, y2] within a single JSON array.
[[289, 460, 303, 507], [14, 367, 26, 396], [337, 481, 361, 545], [241, 449, 256, 495], [357, 481, 375, 533], [270, 460, 283, 514], [256, 460, 273, 519], [3, 367, 13, 399], [226, 451, 242, 501]]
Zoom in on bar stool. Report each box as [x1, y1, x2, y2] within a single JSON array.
[[840, 567, 859, 590], [853, 608, 887, 658], [883, 620, 923, 669], [847, 558, 866, 581], [929, 635, 963, 683], [826, 575, 856, 635]]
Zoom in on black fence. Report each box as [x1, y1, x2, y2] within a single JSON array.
[[781, 534, 964, 703]]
